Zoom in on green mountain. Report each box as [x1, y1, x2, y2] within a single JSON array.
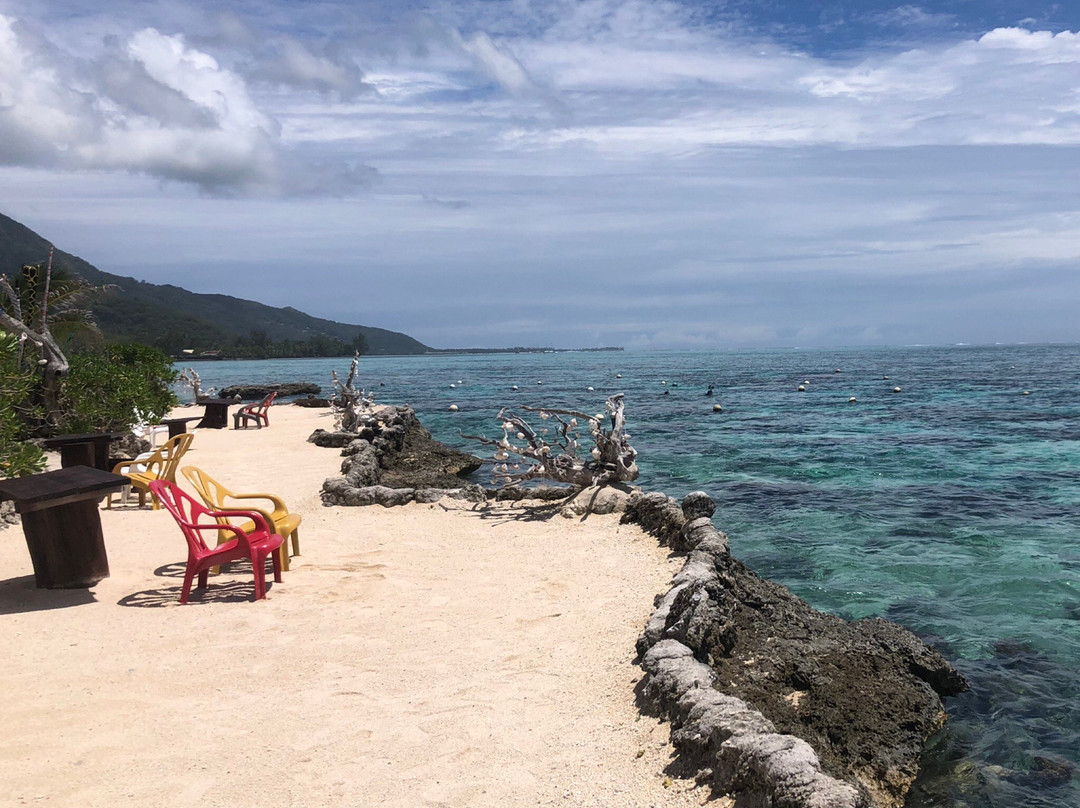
[[0, 212, 431, 356]]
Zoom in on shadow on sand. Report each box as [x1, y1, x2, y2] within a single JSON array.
[[0, 574, 97, 614], [117, 560, 274, 607]]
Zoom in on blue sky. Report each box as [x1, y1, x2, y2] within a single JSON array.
[[2, 0, 1078, 349]]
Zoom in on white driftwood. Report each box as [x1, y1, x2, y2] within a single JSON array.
[[177, 367, 213, 402], [331, 352, 376, 432], [465, 393, 638, 488]]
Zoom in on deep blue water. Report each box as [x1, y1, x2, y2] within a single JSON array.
[[181, 345, 1080, 806]]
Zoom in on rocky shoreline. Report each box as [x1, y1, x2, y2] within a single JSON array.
[[311, 402, 968, 807]]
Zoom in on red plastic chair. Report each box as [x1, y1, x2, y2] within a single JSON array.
[[149, 479, 284, 604], [233, 391, 277, 429]]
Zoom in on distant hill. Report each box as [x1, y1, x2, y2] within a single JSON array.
[[0, 212, 431, 356]]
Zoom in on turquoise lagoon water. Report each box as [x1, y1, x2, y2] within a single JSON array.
[[183, 345, 1080, 807]]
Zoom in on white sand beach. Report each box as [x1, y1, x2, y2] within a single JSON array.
[[1, 405, 710, 808]]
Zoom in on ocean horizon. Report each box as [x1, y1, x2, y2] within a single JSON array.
[[181, 343, 1080, 807]]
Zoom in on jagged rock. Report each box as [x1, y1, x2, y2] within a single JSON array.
[[220, 382, 321, 400], [294, 395, 331, 408], [376, 410, 481, 488], [0, 499, 18, 529], [559, 484, 635, 518], [308, 429, 359, 448], [318, 405, 483, 506], [493, 485, 577, 502], [629, 491, 967, 808], [623, 490, 686, 547], [320, 481, 415, 507], [342, 441, 379, 487], [413, 485, 488, 504], [108, 432, 150, 465], [716, 731, 867, 808], [682, 490, 717, 520]]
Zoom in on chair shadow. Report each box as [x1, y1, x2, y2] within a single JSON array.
[[0, 575, 98, 614], [119, 559, 278, 607], [153, 562, 188, 578], [118, 580, 261, 608]]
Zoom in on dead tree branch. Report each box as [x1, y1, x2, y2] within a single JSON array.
[[464, 393, 638, 488], [0, 271, 69, 426], [330, 352, 375, 432]]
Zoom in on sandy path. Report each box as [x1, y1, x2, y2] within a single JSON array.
[[0, 405, 708, 808]]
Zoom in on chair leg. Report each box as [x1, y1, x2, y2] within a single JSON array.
[[251, 551, 267, 600], [271, 545, 282, 583], [290, 528, 300, 557], [181, 566, 197, 604], [276, 543, 290, 572]]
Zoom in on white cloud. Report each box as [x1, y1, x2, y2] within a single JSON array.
[[454, 30, 535, 94], [3, 2, 1080, 348]]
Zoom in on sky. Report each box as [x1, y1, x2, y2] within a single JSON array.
[[1, 0, 1079, 350]]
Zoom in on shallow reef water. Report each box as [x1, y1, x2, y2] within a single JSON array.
[[185, 343, 1080, 807]]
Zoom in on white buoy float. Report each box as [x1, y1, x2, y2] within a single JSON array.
[[798, 385, 806, 392], [893, 386, 902, 393], [849, 397, 857, 403], [1022, 390, 1031, 395], [511, 385, 518, 390], [587, 386, 594, 391], [449, 383, 455, 388], [616, 373, 622, 378], [713, 403, 723, 412], [449, 404, 459, 411]]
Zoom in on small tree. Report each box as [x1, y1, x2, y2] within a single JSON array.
[[0, 255, 107, 429], [58, 343, 179, 433], [0, 331, 46, 478], [465, 393, 638, 488]]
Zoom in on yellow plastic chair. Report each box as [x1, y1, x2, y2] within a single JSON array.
[[181, 465, 302, 571], [109, 432, 194, 509]]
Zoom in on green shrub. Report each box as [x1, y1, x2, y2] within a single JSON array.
[[59, 343, 179, 433], [0, 331, 46, 478]]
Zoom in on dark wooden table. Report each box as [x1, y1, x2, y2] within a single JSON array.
[[41, 431, 125, 472], [195, 398, 234, 429], [159, 416, 202, 439], [0, 467, 128, 588]]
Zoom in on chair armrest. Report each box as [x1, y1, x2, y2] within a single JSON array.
[[187, 522, 247, 542], [225, 491, 288, 512], [208, 509, 273, 534]]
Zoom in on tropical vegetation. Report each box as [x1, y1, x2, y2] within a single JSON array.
[[0, 260, 178, 478]]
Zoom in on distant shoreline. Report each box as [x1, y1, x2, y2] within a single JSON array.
[[175, 346, 625, 361]]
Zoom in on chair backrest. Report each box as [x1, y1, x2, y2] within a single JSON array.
[[146, 432, 194, 482], [149, 479, 219, 554], [181, 465, 233, 511], [247, 392, 277, 420]]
